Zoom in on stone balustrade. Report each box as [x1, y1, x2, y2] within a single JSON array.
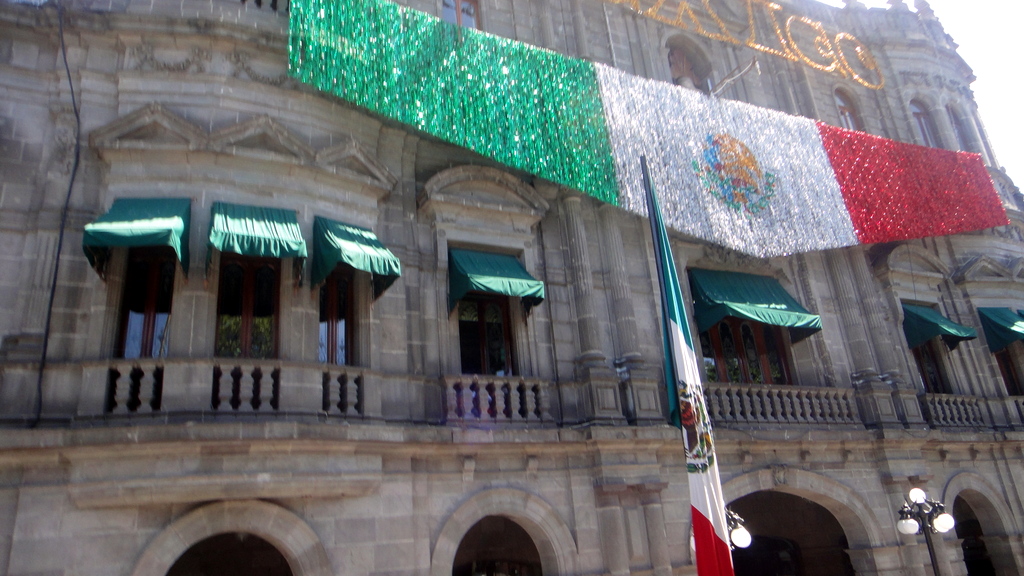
[[442, 375, 552, 425], [921, 393, 987, 428], [704, 383, 860, 427]]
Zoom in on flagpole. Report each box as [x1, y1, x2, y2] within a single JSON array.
[[641, 156, 681, 429], [639, 156, 736, 576]]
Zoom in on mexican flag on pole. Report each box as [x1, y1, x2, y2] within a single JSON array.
[[642, 157, 735, 576]]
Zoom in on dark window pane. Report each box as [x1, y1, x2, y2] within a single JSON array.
[[249, 316, 275, 359], [483, 302, 507, 375], [318, 272, 350, 365], [253, 265, 276, 318], [123, 312, 145, 359], [459, 300, 483, 375], [719, 322, 741, 383], [763, 326, 786, 384], [741, 323, 763, 384], [699, 331, 717, 382], [119, 251, 177, 359], [218, 263, 244, 317]]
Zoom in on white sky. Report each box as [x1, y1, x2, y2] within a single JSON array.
[[817, 0, 1024, 191]]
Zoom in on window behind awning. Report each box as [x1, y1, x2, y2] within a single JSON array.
[[902, 303, 977, 350], [311, 216, 402, 298], [207, 202, 306, 281], [448, 249, 544, 313], [688, 268, 822, 342], [82, 197, 192, 276], [977, 307, 1024, 353]]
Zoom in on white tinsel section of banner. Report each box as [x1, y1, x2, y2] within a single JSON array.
[[594, 64, 859, 257]]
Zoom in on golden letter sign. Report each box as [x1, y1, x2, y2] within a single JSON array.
[[609, 0, 885, 89]]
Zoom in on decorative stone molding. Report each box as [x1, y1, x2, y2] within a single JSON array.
[[429, 488, 578, 576], [952, 255, 1013, 285], [942, 471, 1017, 537], [316, 140, 398, 189], [130, 500, 333, 576], [130, 42, 211, 73], [89, 103, 208, 151], [209, 114, 316, 163], [89, 104, 397, 193], [898, 70, 973, 99], [228, 50, 292, 87], [722, 467, 885, 549], [420, 165, 549, 234]]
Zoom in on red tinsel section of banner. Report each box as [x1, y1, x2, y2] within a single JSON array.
[[817, 122, 1008, 245]]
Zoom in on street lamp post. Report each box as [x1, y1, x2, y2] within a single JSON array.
[[896, 488, 956, 576]]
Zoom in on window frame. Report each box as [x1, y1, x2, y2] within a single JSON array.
[[699, 317, 792, 385], [457, 292, 516, 376], [215, 254, 280, 359], [118, 247, 177, 359], [911, 337, 953, 394], [994, 346, 1023, 396], [667, 39, 712, 93], [442, 0, 481, 29], [318, 265, 354, 365], [910, 100, 940, 148], [834, 89, 862, 131]]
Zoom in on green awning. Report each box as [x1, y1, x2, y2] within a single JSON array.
[[978, 308, 1024, 353], [207, 202, 307, 279], [902, 304, 977, 350], [688, 268, 822, 342], [448, 249, 544, 313], [82, 197, 192, 275], [311, 216, 402, 298]]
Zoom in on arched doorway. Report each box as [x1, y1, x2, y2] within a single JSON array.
[[730, 491, 856, 576], [452, 516, 543, 576], [954, 496, 997, 576], [166, 532, 292, 576]]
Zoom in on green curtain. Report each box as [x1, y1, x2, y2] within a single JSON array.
[[82, 197, 192, 275], [311, 216, 402, 298], [207, 202, 307, 280], [902, 303, 977, 350], [448, 249, 544, 313], [977, 307, 1024, 353], [688, 268, 822, 342]]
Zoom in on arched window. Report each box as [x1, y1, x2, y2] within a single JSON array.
[[946, 105, 973, 152], [667, 38, 711, 93], [910, 100, 940, 148], [834, 89, 862, 131]]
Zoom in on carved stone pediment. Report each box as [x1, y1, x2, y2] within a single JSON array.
[[881, 244, 949, 279], [209, 115, 314, 163], [316, 141, 397, 190], [1010, 258, 1024, 281], [952, 255, 1012, 284], [419, 166, 549, 232], [89, 103, 206, 151]]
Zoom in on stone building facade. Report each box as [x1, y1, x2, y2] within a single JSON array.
[[0, 0, 1023, 575]]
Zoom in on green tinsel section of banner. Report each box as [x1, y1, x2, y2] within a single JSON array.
[[288, 0, 619, 205]]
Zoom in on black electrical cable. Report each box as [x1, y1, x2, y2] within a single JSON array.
[[31, 2, 82, 428]]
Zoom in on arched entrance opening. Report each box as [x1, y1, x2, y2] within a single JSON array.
[[166, 533, 292, 576], [953, 496, 996, 576], [452, 516, 543, 576], [730, 491, 856, 576]]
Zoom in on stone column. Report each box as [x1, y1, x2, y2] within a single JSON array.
[[563, 196, 623, 422], [824, 251, 902, 428], [598, 204, 640, 364], [640, 486, 672, 576], [847, 247, 928, 427], [595, 486, 632, 576], [563, 196, 603, 364]]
